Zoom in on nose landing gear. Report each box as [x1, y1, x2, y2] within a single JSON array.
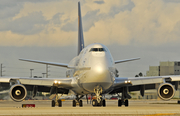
[[92, 86, 106, 107], [92, 99, 106, 107]]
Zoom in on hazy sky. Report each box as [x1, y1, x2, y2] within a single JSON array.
[[0, 0, 180, 78]]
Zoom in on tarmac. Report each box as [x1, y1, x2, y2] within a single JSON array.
[[0, 99, 180, 116]]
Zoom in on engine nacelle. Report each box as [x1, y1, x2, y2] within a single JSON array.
[[157, 83, 175, 101], [9, 84, 27, 102]]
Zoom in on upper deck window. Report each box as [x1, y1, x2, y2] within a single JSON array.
[[89, 48, 106, 52]]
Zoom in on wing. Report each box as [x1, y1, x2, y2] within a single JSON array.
[[129, 75, 179, 86], [113, 75, 180, 89], [0, 76, 73, 101], [114, 57, 140, 64], [0, 90, 8, 94], [19, 59, 68, 68], [111, 75, 180, 100], [0, 76, 73, 88]]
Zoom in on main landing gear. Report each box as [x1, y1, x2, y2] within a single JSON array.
[[51, 94, 84, 107], [118, 87, 131, 107], [51, 86, 130, 107], [118, 99, 128, 107], [51, 94, 62, 107], [72, 95, 84, 107], [50, 86, 63, 107]]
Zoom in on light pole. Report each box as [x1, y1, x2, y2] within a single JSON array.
[[46, 64, 50, 78], [0, 64, 2, 77], [30, 69, 34, 78], [0, 64, 5, 77]]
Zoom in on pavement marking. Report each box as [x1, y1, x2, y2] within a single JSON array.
[[144, 113, 176, 116]]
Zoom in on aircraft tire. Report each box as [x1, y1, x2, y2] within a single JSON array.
[[125, 100, 128, 107], [73, 100, 76, 107], [118, 99, 122, 107], [92, 99, 97, 106], [52, 100, 55, 107], [79, 100, 83, 107], [102, 99, 106, 107], [58, 100, 62, 107], [97, 100, 102, 107], [100, 99, 104, 106]]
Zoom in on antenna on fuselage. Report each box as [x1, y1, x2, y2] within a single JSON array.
[[78, 2, 85, 55]]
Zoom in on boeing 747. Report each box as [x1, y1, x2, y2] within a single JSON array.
[[0, 2, 180, 107]]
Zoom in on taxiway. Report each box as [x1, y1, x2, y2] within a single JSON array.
[[0, 100, 180, 116]]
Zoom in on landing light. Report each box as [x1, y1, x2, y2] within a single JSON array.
[[54, 80, 57, 84], [54, 80, 61, 85], [125, 80, 131, 84]]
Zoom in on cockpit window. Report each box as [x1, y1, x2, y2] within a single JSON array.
[[99, 48, 105, 51], [89, 48, 106, 52]]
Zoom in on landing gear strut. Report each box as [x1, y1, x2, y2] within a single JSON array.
[[118, 99, 128, 107], [118, 87, 131, 107], [72, 95, 84, 107], [51, 94, 62, 107], [92, 86, 106, 107], [51, 87, 62, 107]]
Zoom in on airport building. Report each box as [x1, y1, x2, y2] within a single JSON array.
[[146, 61, 180, 76]]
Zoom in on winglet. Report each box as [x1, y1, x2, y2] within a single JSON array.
[[78, 2, 85, 55]]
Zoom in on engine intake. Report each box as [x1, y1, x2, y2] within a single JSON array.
[[9, 84, 27, 102], [157, 83, 175, 101]]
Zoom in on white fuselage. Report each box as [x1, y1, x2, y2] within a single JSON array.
[[67, 43, 117, 95]]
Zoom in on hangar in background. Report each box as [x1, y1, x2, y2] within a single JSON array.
[[146, 61, 180, 76]]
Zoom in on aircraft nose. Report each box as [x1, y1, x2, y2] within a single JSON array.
[[91, 55, 111, 79], [81, 62, 113, 92], [88, 61, 112, 83], [80, 54, 114, 92], [94, 63, 108, 76]]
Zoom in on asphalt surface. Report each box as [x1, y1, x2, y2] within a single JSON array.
[[0, 99, 180, 116]]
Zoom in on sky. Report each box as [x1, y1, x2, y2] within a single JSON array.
[[0, 0, 180, 78]]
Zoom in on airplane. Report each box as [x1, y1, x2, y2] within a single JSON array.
[[0, 2, 180, 107]]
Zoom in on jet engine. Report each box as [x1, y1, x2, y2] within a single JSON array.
[[157, 83, 175, 101], [9, 84, 27, 102]]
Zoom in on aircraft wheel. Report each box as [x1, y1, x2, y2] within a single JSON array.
[[125, 99, 128, 107], [118, 99, 122, 107], [102, 99, 106, 107], [79, 100, 83, 107], [92, 99, 97, 106], [52, 100, 55, 107], [58, 100, 62, 107], [97, 100, 102, 107], [73, 100, 76, 107]]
